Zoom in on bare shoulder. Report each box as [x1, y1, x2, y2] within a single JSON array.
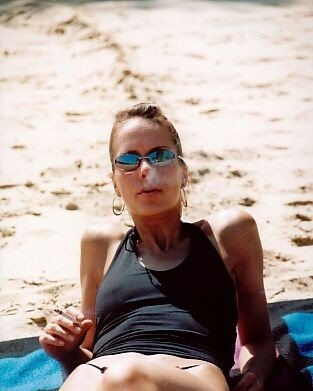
[[211, 207, 258, 243], [196, 207, 258, 244], [80, 222, 126, 282], [195, 207, 262, 276], [81, 221, 125, 245]]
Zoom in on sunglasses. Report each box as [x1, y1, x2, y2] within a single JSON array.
[[114, 148, 181, 172]]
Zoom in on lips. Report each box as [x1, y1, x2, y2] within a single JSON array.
[[138, 188, 161, 195]]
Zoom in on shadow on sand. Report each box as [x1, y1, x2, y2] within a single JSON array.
[[0, 0, 302, 11]]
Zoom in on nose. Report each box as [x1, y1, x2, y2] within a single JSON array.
[[138, 158, 151, 177]]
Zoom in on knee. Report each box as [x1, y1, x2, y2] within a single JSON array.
[[99, 361, 157, 391]]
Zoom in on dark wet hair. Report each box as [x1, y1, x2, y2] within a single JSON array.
[[109, 103, 183, 169]]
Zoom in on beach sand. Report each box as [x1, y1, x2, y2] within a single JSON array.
[[0, 0, 312, 341]]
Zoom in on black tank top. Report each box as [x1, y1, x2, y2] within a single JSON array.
[[93, 222, 238, 374]]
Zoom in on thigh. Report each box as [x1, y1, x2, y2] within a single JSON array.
[[185, 363, 230, 391], [59, 363, 103, 391], [59, 359, 229, 391], [100, 360, 229, 391]]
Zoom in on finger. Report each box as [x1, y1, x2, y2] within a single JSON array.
[[45, 322, 78, 343], [39, 333, 65, 347], [55, 308, 82, 325], [65, 306, 84, 321], [52, 312, 83, 334], [65, 308, 94, 329], [81, 318, 93, 332]]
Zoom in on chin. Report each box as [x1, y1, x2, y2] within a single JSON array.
[[133, 203, 180, 218]]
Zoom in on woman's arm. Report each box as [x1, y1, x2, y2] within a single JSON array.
[[202, 208, 276, 390], [80, 223, 125, 349], [40, 223, 123, 374]]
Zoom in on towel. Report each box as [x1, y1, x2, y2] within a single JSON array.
[[0, 298, 312, 391], [268, 298, 313, 390], [0, 336, 64, 391], [0, 349, 63, 391], [230, 298, 313, 390]]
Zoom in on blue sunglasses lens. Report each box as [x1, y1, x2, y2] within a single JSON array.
[[115, 154, 139, 167], [149, 149, 176, 165], [115, 149, 177, 171]]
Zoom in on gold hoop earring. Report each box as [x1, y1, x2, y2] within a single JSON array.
[[181, 188, 188, 208], [112, 196, 125, 215]]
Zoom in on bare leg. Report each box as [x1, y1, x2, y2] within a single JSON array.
[[60, 359, 229, 391]]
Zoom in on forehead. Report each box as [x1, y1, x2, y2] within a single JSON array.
[[114, 117, 174, 153]]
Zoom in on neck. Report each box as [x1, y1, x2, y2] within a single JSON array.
[[132, 210, 184, 253]]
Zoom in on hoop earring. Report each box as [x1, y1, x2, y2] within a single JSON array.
[[181, 187, 188, 208], [112, 196, 125, 215]]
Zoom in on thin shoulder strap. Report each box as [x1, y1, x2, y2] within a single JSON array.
[[108, 227, 134, 267], [184, 222, 221, 258]]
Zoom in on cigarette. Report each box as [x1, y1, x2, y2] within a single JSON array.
[[54, 309, 82, 326]]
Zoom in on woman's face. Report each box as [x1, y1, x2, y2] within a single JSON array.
[[112, 117, 187, 218]]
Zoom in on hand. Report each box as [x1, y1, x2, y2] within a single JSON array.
[[39, 306, 93, 361], [233, 371, 264, 391]]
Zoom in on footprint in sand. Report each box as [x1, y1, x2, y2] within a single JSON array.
[[299, 184, 313, 193], [287, 198, 312, 246], [286, 276, 313, 292], [238, 197, 256, 207], [190, 167, 211, 184], [29, 314, 47, 328], [263, 250, 299, 279], [295, 213, 311, 222], [227, 169, 246, 179], [201, 108, 219, 115], [0, 226, 16, 238], [65, 202, 79, 211], [0, 183, 19, 189], [291, 236, 313, 247], [287, 200, 313, 206], [48, 14, 91, 35], [50, 189, 72, 196], [184, 98, 200, 105], [2, 304, 21, 316]]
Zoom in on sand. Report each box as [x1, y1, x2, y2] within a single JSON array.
[[0, 0, 312, 341]]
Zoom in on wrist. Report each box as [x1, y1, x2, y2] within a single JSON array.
[[59, 346, 92, 374]]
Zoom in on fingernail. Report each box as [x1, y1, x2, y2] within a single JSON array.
[[74, 327, 81, 334], [68, 335, 75, 342]]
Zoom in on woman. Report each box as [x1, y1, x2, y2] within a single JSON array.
[[40, 103, 276, 391]]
